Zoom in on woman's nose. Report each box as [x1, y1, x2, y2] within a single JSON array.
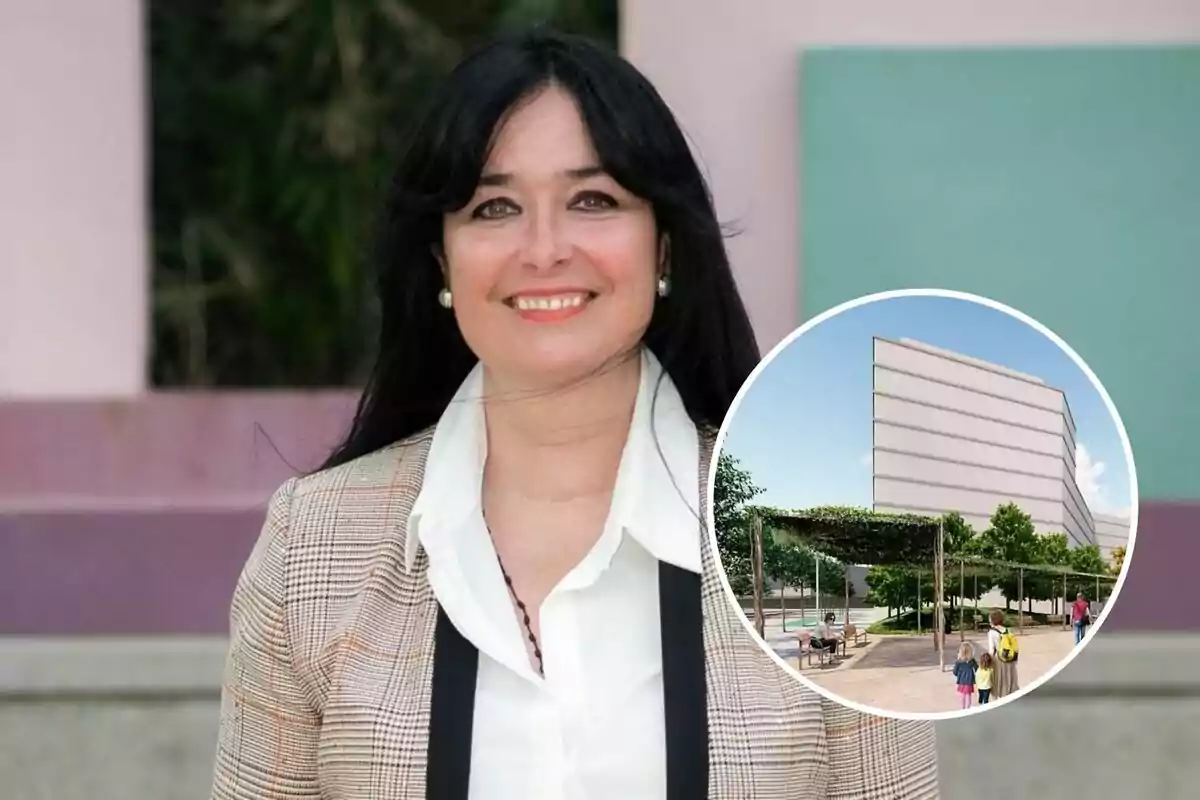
[[519, 208, 571, 271]]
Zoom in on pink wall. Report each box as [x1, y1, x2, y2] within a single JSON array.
[[0, 393, 357, 636], [1, 0, 147, 398], [0, 393, 357, 510], [621, 0, 1200, 349]]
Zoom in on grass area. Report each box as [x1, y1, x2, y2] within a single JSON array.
[[866, 607, 1056, 635]]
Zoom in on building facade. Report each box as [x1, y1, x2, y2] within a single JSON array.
[[1094, 513, 1132, 561], [871, 337, 1096, 548]]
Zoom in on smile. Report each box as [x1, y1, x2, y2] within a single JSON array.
[[506, 291, 595, 322], [513, 293, 587, 311]]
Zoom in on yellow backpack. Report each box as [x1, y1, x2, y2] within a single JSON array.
[[992, 626, 1019, 663]]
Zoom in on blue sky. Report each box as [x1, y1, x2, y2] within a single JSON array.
[[722, 294, 1133, 518]]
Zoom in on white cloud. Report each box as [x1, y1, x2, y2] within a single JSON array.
[[1075, 443, 1109, 513], [860, 451, 873, 468]]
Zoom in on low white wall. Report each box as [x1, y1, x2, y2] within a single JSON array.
[[0, 635, 1195, 798]]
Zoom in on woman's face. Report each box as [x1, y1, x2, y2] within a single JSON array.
[[441, 86, 661, 388]]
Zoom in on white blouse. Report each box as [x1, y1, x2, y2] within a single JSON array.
[[405, 349, 701, 800]]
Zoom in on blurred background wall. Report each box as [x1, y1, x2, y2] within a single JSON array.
[[1, 1, 1198, 797]]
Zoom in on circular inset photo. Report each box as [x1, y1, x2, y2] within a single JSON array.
[[709, 289, 1138, 720]]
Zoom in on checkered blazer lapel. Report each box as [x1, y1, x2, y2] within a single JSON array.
[[212, 430, 940, 800]]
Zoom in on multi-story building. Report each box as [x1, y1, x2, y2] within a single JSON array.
[[1095, 513, 1132, 561], [871, 337, 1095, 548]]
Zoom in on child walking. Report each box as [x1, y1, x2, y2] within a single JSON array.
[[976, 652, 994, 705], [952, 642, 978, 710]]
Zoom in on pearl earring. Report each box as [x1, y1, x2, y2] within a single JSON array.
[[437, 288, 453, 309], [656, 276, 670, 298]]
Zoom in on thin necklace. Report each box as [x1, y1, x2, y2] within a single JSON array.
[[494, 550, 545, 676]]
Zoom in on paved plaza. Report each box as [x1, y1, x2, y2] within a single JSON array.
[[763, 613, 1082, 713]]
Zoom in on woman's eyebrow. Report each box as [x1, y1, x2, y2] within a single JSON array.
[[477, 165, 606, 187]]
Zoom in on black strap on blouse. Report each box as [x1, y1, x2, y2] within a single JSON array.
[[425, 560, 709, 799]]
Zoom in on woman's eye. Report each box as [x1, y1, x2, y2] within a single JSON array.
[[571, 191, 618, 212], [471, 198, 519, 220]]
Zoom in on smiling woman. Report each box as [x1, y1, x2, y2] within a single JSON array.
[[209, 27, 939, 800]]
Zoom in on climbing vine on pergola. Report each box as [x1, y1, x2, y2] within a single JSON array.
[[754, 505, 940, 564]]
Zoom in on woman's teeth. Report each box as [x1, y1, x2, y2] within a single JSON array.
[[513, 294, 587, 311]]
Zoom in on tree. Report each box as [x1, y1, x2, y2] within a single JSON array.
[[1110, 545, 1127, 576], [1028, 533, 1072, 613], [940, 512, 985, 613], [813, 554, 849, 617], [712, 452, 764, 596], [1068, 544, 1109, 601], [149, 0, 618, 386], [974, 503, 1040, 610], [766, 537, 812, 625], [865, 565, 920, 618], [942, 511, 976, 556]]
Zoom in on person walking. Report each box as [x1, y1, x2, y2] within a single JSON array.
[[1071, 592, 1093, 645]]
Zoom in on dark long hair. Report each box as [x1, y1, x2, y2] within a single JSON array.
[[321, 28, 759, 470]]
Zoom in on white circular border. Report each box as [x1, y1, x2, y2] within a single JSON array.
[[707, 288, 1141, 722]]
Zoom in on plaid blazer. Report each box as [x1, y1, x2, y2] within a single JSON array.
[[211, 429, 939, 799]]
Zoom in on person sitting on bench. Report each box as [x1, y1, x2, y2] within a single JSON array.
[[816, 612, 844, 657]]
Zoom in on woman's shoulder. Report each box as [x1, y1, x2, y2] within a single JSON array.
[[274, 427, 437, 547], [297, 427, 433, 493]]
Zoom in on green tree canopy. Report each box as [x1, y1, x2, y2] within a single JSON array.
[[939, 512, 988, 604], [1068, 544, 1111, 600], [865, 565, 921, 612], [765, 536, 850, 601], [942, 511, 976, 556], [1024, 532, 1072, 605], [1110, 545, 1127, 576], [713, 452, 764, 596], [974, 503, 1040, 608]]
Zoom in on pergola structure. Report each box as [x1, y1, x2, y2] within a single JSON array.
[[749, 506, 948, 667], [748, 506, 1117, 673], [939, 554, 1117, 637]]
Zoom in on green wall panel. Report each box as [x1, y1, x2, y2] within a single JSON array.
[[800, 46, 1200, 499]]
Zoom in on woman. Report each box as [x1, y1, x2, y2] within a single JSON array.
[[1071, 591, 1091, 645], [210, 29, 938, 799], [816, 612, 844, 658], [987, 609, 1020, 699]]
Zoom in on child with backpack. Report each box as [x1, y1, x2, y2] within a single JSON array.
[[987, 609, 1020, 699], [952, 642, 978, 710]]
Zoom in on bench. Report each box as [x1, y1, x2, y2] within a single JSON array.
[[843, 622, 869, 648], [797, 629, 839, 666]]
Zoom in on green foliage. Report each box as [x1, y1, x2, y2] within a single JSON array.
[[864, 566, 920, 611], [863, 512, 983, 611], [1068, 544, 1111, 600], [757, 505, 939, 565], [766, 538, 813, 588], [1110, 545, 1126, 576], [149, 0, 617, 385], [867, 607, 1051, 635], [941, 512, 975, 556], [976, 503, 1041, 562], [1026, 532, 1072, 603], [974, 503, 1041, 608], [713, 452, 764, 595], [869, 606, 968, 635], [940, 512, 987, 604]]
